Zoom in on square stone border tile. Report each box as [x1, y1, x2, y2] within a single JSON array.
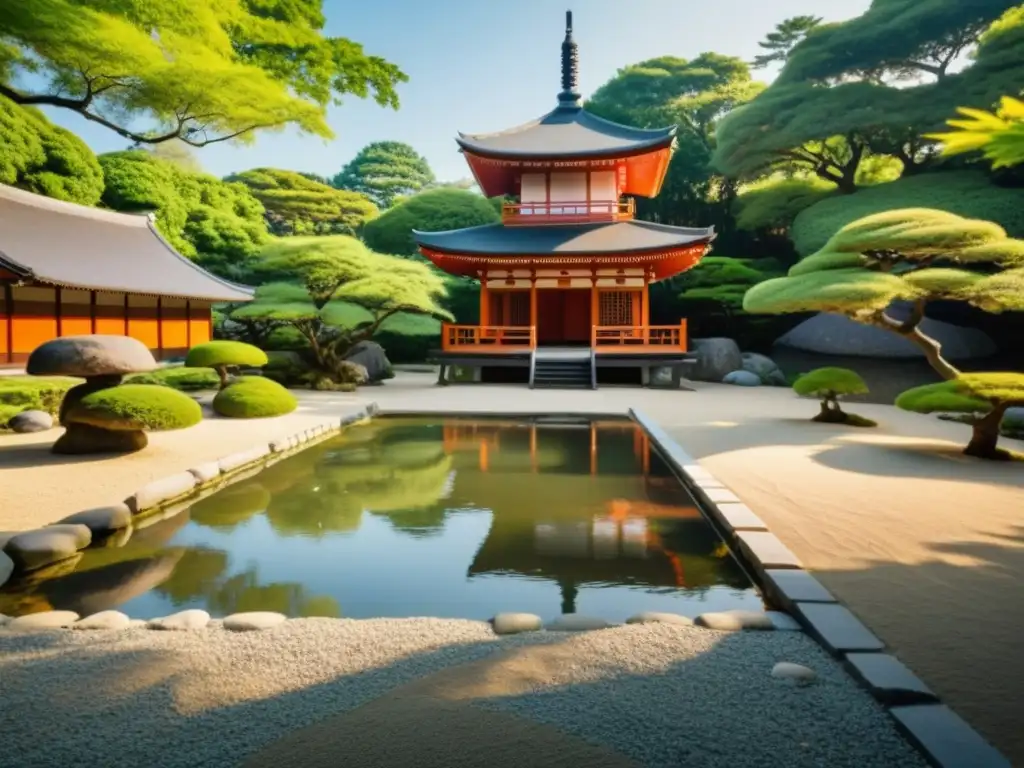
[[890, 705, 1011, 768], [734, 530, 802, 571], [844, 653, 938, 707], [762, 568, 836, 610], [792, 602, 885, 656]]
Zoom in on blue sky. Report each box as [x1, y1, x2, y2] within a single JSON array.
[[42, 0, 871, 183]]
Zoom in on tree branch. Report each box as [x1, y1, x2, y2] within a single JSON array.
[[868, 302, 961, 380]]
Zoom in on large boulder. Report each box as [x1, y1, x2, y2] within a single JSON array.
[[27, 335, 158, 377], [775, 309, 997, 359], [741, 353, 787, 386], [689, 338, 743, 382], [343, 341, 393, 383], [7, 410, 53, 433]]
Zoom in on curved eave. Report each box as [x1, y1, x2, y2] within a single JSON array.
[[456, 133, 676, 162]]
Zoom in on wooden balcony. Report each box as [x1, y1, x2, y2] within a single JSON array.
[[502, 198, 635, 225], [591, 322, 688, 353], [442, 324, 537, 352]]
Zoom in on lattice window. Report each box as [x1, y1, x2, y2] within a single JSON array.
[[599, 291, 634, 326]]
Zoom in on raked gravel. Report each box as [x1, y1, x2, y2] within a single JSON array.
[[0, 618, 926, 768]]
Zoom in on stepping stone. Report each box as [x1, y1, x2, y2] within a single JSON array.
[[735, 531, 802, 570], [763, 569, 835, 608], [792, 602, 884, 655], [3, 525, 91, 571], [767, 611, 802, 631], [223, 612, 288, 632], [771, 662, 817, 686], [74, 611, 131, 630], [713, 503, 768, 532], [695, 610, 774, 631], [57, 504, 131, 536], [625, 612, 693, 626], [491, 613, 543, 635], [844, 653, 937, 706], [890, 704, 1010, 768], [147, 609, 210, 631], [5, 611, 79, 630], [545, 614, 614, 632]]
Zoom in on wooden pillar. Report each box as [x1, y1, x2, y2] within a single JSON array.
[[2, 284, 12, 365], [590, 278, 599, 347], [185, 300, 192, 347], [642, 433, 650, 476], [479, 278, 490, 326], [156, 297, 164, 360], [529, 276, 538, 329], [479, 440, 489, 473], [89, 291, 97, 334], [54, 287, 63, 337], [642, 273, 650, 326], [123, 294, 129, 335]]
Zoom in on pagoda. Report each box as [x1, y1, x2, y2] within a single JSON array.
[[415, 11, 715, 387]]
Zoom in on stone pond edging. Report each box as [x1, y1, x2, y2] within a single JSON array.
[[0, 402, 380, 587], [627, 407, 1010, 768]]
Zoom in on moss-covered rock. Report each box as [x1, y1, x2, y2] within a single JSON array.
[[65, 384, 203, 431], [212, 377, 298, 419]]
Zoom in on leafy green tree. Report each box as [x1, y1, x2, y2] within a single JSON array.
[[227, 167, 379, 237], [751, 15, 823, 70], [230, 236, 451, 377], [734, 176, 836, 234], [99, 150, 268, 278], [677, 256, 785, 312], [896, 373, 1024, 460], [332, 141, 435, 209], [0, 94, 104, 204], [927, 95, 1024, 169], [361, 187, 500, 256], [792, 367, 876, 426], [0, 0, 406, 146], [743, 208, 1024, 380], [141, 140, 203, 173]]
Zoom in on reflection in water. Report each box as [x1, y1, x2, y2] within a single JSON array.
[[1, 418, 759, 620]]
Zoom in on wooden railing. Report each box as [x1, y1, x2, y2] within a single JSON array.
[[502, 198, 635, 225], [442, 324, 536, 351], [591, 323, 688, 352]]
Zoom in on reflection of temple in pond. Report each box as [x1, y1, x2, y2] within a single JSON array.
[[439, 420, 749, 614]]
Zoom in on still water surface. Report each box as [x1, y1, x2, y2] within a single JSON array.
[[2, 417, 760, 621]]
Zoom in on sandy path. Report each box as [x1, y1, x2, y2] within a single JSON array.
[[0, 391, 372, 532]]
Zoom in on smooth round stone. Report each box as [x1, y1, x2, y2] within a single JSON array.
[[626, 612, 694, 626], [147, 609, 210, 631], [694, 610, 775, 631], [491, 612, 543, 635], [9, 409, 53, 433], [3, 525, 92, 571], [767, 611, 802, 631], [74, 611, 131, 630], [545, 614, 614, 632], [0, 551, 13, 588], [223, 612, 287, 632], [5, 611, 80, 631], [26, 335, 157, 377], [56, 504, 132, 536], [772, 662, 817, 686]]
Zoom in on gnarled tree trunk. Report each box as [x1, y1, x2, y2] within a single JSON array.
[[964, 403, 1011, 460]]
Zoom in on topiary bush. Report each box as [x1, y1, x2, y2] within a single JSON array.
[[185, 341, 269, 390], [792, 367, 877, 427], [0, 376, 79, 429], [127, 366, 221, 391], [212, 376, 298, 419], [66, 384, 204, 431]]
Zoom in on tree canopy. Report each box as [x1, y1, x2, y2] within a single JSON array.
[[734, 176, 837, 233], [99, 150, 268, 278], [0, 0, 406, 146], [361, 187, 501, 257], [928, 95, 1024, 169], [332, 141, 435, 209], [751, 16, 823, 70], [227, 167, 378, 237], [0, 94, 104, 205], [744, 208, 1024, 379]]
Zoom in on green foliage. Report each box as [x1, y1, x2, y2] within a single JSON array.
[[212, 376, 298, 418], [361, 188, 501, 256], [226, 167, 379, 237], [67, 384, 203, 431], [332, 141, 435, 209], [793, 367, 869, 397], [928, 96, 1024, 169], [896, 380, 994, 413], [734, 176, 836, 232], [678, 256, 785, 311], [0, 376, 78, 427], [126, 367, 220, 391], [0, 0, 406, 146], [99, 151, 268, 278], [752, 15, 823, 70], [0, 94, 104, 205], [791, 172, 1024, 256], [186, 341, 269, 369], [744, 269, 918, 315]]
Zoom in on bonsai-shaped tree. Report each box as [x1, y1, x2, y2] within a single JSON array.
[[792, 367, 876, 427], [927, 95, 1024, 170], [185, 340, 269, 390], [230, 236, 452, 383], [27, 335, 202, 454], [743, 209, 1024, 381], [896, 373, 1024, 460]]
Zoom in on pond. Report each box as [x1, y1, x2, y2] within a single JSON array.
[[1, 417, 761, 622]]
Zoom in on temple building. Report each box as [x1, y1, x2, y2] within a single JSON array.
[[415, 11, 715, 387], [0, 183, 252, 366]]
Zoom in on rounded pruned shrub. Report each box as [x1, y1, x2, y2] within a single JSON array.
[[793, 367, 875, 427], [186, 341, 269, 390], [127, 366, 221, 391], [212, 376, 298, 419], [65, 384, 203, 431]]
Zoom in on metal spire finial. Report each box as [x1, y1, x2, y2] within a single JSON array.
[[558, 10, 581, 108]]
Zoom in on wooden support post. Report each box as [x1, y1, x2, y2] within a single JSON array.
[[479, 440, 489, 473], [590, 279, 599, 346], [479, 278, 490, 326], [530, 276, 538, 333]]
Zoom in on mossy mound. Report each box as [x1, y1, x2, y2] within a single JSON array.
[[127, 366, 221, 391], [0, 376, 79, 430], [212, 376, 298, 419], [811, 410, 877, 427], [185, 341, 269, 369], [65, 384, 203, 431]]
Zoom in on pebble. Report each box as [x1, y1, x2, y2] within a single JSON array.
[[695, 610, 775, 631], [626, 612, 694, 626], [74, 611, 131, 630], [545, 614, 615, 632], [223, 612, 288, 632], [5, 611, 80, 631], [56, 504, 132, 536], [8, 410, 53, 433], [147, 609, 211, 631], [772, 661, 818, 686], [491, 612, 543, 635]]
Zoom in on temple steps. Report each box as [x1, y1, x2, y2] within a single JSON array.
[[531, 355, 593, 389]]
